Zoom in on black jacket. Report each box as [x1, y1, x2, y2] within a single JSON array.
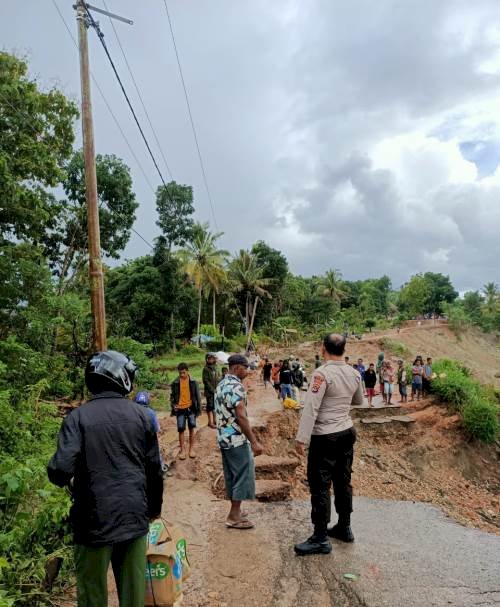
[[279, 369, 293, 385], [47, 391, 163, 547], [364, 369, 377, 389], [170, 377, 201, 415]]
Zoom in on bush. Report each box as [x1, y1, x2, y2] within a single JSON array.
[[431, 359, 499, 442], [0, 389, 73, 605], [380, 338, 410, 357], [462, 398, 499, 443]]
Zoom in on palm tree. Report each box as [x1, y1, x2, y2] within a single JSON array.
[[483, 282, 498, 315], [229, 250, 272, 348], [179, 223, 228, 339], [320, 269, 347, 306]]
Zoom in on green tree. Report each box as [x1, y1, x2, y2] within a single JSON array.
[[320, 269, 348, 307], [398, 274, 432, 317], [0, 52, 78, 244], [155, 181, 195, 251], [483, 282, 498, 315], [44, 151, 138, 289], [229, 250, 272, 341], [179, 223, 228, 338], [251, 241, 288, 325], [422, 272, 458, 314], [462, 291, 483, 323]]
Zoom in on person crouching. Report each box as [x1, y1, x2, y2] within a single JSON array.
[[170, 363, 201, 460]]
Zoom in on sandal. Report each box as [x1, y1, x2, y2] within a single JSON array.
[[225, 519, 255, 530]]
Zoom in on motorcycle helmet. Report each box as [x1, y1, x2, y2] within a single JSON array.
[[134, 391, 151, 406], [85, 350, 137, 395]]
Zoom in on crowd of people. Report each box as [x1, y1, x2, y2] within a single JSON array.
[[46, 340, 435, 604], [347, 352, 433, 406]]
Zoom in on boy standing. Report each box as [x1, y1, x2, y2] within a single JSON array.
[[383, 361, 395, 405], [203, 353, 220, 429], [171, 363, 201, 460], [364, 363, 377, 407], [262, 358, 273, 389], [397, 360, 408, 403], [423, 357, 433, 396]]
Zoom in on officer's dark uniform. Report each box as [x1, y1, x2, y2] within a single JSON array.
[[297, 361, 363, 540]]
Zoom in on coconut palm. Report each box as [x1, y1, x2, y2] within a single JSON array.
[[320, 269, 348, 306], [178, 223, 228, 339], [483, 282, 498, 315], [229, 250, 272, 347]]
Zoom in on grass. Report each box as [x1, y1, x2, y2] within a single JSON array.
[[380, 338, 411, 357], [149, 346, 207, 412]]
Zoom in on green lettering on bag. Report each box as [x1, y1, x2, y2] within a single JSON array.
[[176, 539, 187, 560], [146, 561, 169, 580]]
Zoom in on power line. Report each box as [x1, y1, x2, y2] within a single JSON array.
[[50, 0, 156, 194], [161, 0, 219, 231], [101, 0, 174, 181], [82, 3, 168, 188]]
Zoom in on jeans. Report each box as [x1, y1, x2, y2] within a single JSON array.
[[280, 384, 292, 399], [75, 535, 147, 607]]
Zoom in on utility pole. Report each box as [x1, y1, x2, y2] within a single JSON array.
[[74, 1, 132, 351], [76, 0, 107, 351]]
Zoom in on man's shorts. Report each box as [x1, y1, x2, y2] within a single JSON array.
[[399, 383, 408, 396], [366, 387, 375, 398], [384, 381, 394, 395], [412, 381, 422, 392], [176, 408, 197, 433], [220, 443, 255, 501], [206, 392, 215, 412], [422, 378, 430, 392], [273, 382, 280, 392]]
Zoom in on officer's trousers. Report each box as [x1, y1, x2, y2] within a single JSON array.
[[307, 427, 356, 536], [74, 534, 147, 607]]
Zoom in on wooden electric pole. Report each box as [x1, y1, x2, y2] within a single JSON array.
[[76, 0, 107, 351]]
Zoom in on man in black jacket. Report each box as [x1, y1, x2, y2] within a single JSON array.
[[48, 351, 163, 607], [170, 362, 201, 459]]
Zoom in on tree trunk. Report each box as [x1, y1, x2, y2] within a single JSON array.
[[245, 292, 250, 335], [171, 311, 176, 352], [246, 296, 259, 352], [197, 286, 202, 344], [213, 290, 216, 330]]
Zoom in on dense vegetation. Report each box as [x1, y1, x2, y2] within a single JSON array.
[[0, 51, 499, 604]]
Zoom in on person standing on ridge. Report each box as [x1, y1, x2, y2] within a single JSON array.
[[202, 352, 220, 429], [214, 354, 263, 529], [397, 360, 408, 403], [48, 351, 163, 607], [262, 358, 273, 389], [376, 352, 386, 403], [357, 358, 366, 394], [279, 359, 293, 401], [423, 357, 433, 396], [364, 362, 377, 407], [171, 363, 201, 459], [294, 334, 363, 556]]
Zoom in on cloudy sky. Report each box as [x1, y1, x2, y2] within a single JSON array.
[[2, 0, 500, 291]]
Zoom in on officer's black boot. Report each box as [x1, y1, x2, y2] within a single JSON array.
[[327, 513, 354, 543], [294, 527, 332, 556]]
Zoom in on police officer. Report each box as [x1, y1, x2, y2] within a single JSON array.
[[294, 333, 363, 556]]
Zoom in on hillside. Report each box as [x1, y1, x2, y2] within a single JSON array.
[[285, 324, 500, 387]]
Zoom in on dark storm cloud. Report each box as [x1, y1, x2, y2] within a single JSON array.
[[2, 0, 500, 290]]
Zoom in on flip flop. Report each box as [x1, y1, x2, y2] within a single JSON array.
[[225, 519, 255, 530]]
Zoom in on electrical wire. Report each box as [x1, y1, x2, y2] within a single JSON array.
[[161, 0, 219, 230], [82, 2, 168, 188], [50, 0, 156, 194], [101, 0, 174, 181]]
